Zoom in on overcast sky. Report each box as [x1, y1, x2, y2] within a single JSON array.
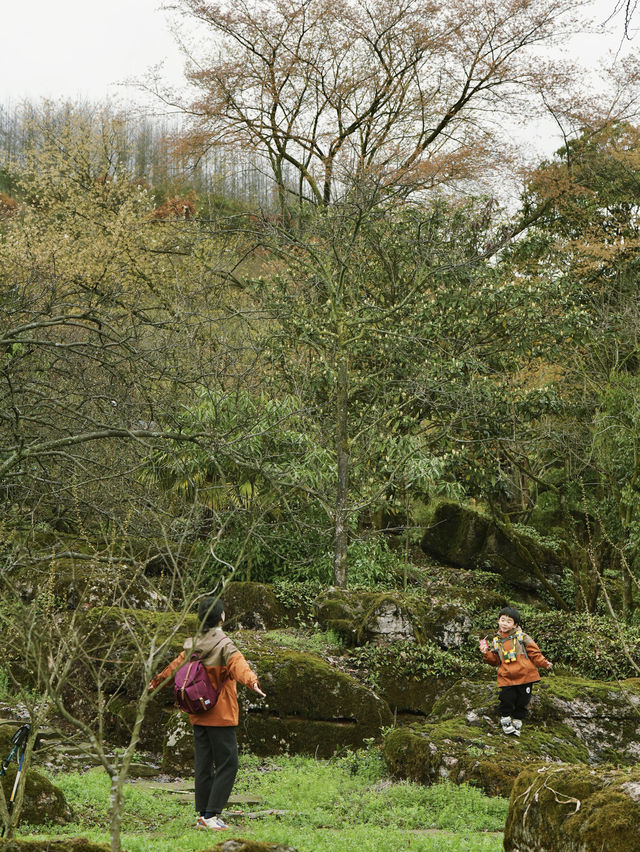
[[0, 0, 637, 154], [1, 1, 184, 104]]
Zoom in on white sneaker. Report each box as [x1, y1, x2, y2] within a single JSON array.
[[512, 719, 523, 736], [196, 815, 229, 830], [500, 716, 516, 734]]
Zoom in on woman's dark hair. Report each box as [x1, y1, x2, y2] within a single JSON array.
[[498, 606, 522, 626], [198, 596, 225, 630]]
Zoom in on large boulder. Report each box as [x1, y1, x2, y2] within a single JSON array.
[[0, 768, 72, 828], [0, 726, 72, 827], [157, 635, 393, 771], [383, 675, 640, 797], [314, 588, 477, 649], [420, 501, 566, 593], [223, 583, 293, 631], [503, 763, 640, 852], [533, 676, 640, 763]]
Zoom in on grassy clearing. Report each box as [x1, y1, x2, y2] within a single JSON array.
[[24, 751, 507, 851]]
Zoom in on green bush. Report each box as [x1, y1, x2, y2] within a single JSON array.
[[350, 639, 482, 685], [315, 536, 407, 589], [0, 667, 9, 701]]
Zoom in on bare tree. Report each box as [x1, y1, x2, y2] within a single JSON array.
[[165, 0, 585, 215], [0, 524, 233, 851]]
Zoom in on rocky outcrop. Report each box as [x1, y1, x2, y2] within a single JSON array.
[[157, 635, 393, 771], [503, 763, 640, 852], [314, 587, 476, 649], [223, 583, 293, 631], [420, 501, 566, 593], [9, 557, 168, 611], [533, 676, 640, 764], [383, 676, 640, 797], [31, 609, 388, 760]]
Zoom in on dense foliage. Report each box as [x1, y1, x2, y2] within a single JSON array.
[[1, 99, 640, 619]]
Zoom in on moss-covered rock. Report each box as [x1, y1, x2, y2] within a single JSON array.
[[428, 675, 640, 764], [382, 711, 590, 798], [420, 501, 566, 593], [373, 672, 455, 719], [157, 636, 393, 770], [314, 588, 474, 649], [0, 840, 110, 852], [9, 557, 168, 612], [0, 765, 72, 826], [31, 610, 386, 757], [503, 763, 640, 852], [313, 588, 366, 646], [533, 676, 640, 764], [223, 583, 292, 631], [383, 674, 640, 797], [420, 502, 490, 567]]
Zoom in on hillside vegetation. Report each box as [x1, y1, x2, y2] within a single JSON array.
[[2, 75, 640, 852]]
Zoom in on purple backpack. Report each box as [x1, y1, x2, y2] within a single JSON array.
[[174, 653, 225, 714]]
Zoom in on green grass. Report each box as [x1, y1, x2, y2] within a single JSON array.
[[265, 628, 344, 655], [23, 751, 507, 852]]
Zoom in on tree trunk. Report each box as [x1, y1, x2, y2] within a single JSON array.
[[333, 354, 349, 587], [109, 775, 124, 852], [622, 553, 635, 622]]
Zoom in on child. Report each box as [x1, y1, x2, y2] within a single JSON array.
[[149, 596, 266, 831], [479, 605, 551, 736]]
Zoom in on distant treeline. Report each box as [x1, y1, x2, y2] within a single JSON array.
[[0, 99, 280, 209]]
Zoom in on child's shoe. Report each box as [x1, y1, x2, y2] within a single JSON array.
[[512, 719, 523, 736], [500, 716, 516, 734]]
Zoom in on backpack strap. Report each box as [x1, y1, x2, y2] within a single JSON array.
[[492, 630, 529, 662]]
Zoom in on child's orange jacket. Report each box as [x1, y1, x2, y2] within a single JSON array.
[[481, 628, 551, 686]]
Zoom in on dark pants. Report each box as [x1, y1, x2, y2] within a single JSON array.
[[498, 683, 534, 720], [193, 725, 239, 816]]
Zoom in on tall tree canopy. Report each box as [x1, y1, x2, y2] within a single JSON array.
[[171, 0, 584, 212]]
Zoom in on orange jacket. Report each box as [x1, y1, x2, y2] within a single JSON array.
[[150, 627, 259, 726], [481, 628, 551, 686]]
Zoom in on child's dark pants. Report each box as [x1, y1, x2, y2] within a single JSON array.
[[193, 724, 239, 815], [498, 683, 534, 720]]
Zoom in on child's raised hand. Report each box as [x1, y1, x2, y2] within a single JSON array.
[[479, 638, 489, 653]]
